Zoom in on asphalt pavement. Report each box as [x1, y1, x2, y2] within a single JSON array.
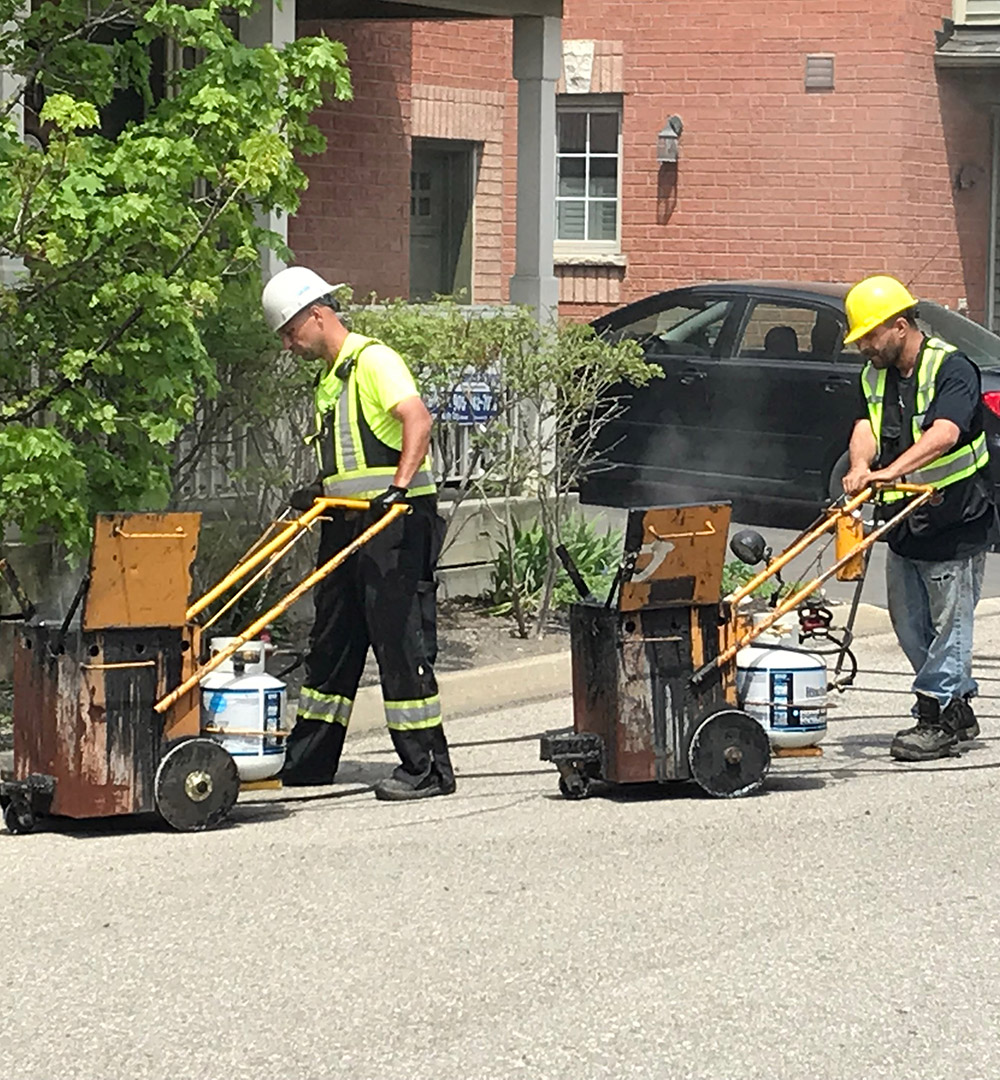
[[4, 617, 1000, 1080]]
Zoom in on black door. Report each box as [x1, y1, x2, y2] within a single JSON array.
[[409, 140, 476, 301]]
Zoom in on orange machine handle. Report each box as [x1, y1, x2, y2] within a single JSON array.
[[155, 502, 409, 715]]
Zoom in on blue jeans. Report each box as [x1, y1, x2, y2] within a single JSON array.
[[885, 547, 986, 708]]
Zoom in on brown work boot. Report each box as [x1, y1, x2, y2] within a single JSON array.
[[890, 696, 959, 762], [893, 694, 938, 741]]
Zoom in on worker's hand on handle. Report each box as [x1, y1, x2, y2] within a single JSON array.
[[368, 484, 409, 517], [842, 464, 872, 497], [289, 479, 325, 512], [861, 467, 900, 490]]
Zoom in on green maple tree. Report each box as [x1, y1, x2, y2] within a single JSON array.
[[0, 0, 351, 551]]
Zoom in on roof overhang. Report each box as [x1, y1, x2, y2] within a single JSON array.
[[297, 0, 561, 18], [935, 20, 1000, 67]]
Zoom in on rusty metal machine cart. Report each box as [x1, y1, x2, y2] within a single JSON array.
[[540, 485, 934, 800], [1, 512, 222, 833], [1, 499, 408, 833]]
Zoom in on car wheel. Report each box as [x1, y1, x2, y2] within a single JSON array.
[[827, 450, 850, 502]]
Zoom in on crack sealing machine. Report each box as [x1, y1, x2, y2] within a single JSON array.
[[0, 499, 407, 833], [540, 484, 934, 799]]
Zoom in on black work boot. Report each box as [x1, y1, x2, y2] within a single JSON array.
[[943, 696, 980, 742], [373, 767, 456, 802], [376, 726, 456, 801], [890, 696, 959, 762]]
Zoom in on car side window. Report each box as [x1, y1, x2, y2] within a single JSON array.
[[737, 303, 845, 362], [607, 297, 738, 358]]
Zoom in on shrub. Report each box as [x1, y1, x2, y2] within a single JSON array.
[[487, 514, 621, 616]]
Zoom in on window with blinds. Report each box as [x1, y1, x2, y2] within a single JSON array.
[[555, 95, 622, 254]]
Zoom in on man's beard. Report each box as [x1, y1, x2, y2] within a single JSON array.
[[863, 339, 902, 369]]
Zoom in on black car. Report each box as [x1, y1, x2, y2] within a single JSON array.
[[581, 281, 1000, 526]]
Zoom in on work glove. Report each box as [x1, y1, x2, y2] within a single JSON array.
[[288, 480, 325, 513], [368, 485, 408, 516]]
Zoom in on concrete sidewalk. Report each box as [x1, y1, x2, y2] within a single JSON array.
[[341, 596, 1000, 736]]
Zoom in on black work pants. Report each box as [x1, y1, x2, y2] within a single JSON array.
[[282, 497, 453, 787]]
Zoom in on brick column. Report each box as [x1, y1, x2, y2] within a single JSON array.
[[509, 15, 561, 324]]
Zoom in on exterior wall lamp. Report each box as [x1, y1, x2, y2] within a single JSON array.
[[657, 115, 684, 164]]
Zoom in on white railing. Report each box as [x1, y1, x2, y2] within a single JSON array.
[[171, 408, 502, 506]]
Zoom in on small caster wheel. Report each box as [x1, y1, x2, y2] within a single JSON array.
[[558, 773, 590, 800], [4, 802, 35, 834]]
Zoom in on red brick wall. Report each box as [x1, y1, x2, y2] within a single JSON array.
[[411, 20, 516, 302], [579, 0, 955, 314], [411, 19, 510, 87], [293, 2, 996, 323], [291, 20, 413, 300]]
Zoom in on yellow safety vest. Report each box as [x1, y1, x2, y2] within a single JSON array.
[[861, 337, 989, 502], [314, 338, 436, 500]]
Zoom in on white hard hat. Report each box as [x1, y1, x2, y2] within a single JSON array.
[[261, 266, 343, 332]]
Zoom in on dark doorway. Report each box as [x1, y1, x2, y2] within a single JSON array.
[[409, 139, 476, 301]]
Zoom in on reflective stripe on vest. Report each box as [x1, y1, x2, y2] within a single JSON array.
[[861, 337, 989, 501], [313, 338, 437, 501]]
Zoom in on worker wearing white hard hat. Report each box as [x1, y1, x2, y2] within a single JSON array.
[[262, 265, 455, 801]]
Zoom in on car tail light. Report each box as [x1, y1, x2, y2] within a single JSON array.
[[983, 391, 1000, 418]]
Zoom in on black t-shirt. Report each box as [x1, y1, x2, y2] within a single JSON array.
[[853, 340, 996, 560]]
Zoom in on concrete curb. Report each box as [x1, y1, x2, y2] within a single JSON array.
[[335, 598, 1000, 738], [345, 651, 572, 738]]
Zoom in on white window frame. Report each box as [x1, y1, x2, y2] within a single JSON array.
[[953, 0, 1000, 24], [554, 94, 623, 258]]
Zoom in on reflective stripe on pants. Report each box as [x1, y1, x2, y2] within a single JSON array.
[[384, 695, 443, 732], [297, 687, 353, 727]]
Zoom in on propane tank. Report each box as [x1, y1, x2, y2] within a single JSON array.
[[736, 644, 827, 749], [200, 638, 286, 782]]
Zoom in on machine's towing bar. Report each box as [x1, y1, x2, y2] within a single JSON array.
[[689, 482, 935, 685]]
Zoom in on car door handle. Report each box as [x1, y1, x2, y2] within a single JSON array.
[[678, 369, 707, 385], [823, 375, 854, 392]]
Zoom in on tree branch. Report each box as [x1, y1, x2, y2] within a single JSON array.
[[0, 3, 138, 119], [0, 177, 246, 425]]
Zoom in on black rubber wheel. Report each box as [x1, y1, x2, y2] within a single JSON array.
[[154, 737, 240, 832], [4, 801, 35, 835], [558, 772, 591, 800], [689, 708, 771, 799]]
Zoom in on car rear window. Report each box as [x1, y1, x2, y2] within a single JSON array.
[[918, 302, 1000, 369], [736, 302, 846, 362]]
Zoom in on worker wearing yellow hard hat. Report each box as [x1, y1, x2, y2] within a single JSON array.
[[841, 274, 996, 761], [843, 275, 919, 345]]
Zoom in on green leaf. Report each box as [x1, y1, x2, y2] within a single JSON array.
[[39, 93, 99, 132]]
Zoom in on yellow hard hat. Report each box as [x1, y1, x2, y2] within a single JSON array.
[[843, 275, 918, 344]]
